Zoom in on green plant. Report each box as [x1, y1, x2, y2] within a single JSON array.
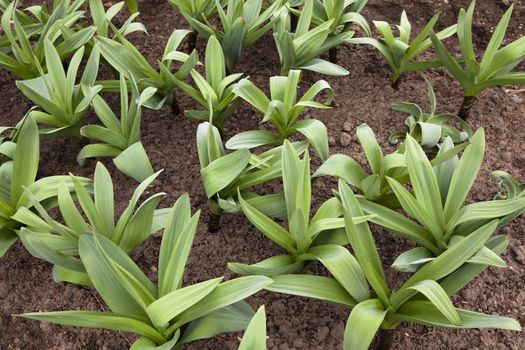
[[388, 78, 473, 148], [229, 140, 375, 276], [184, 36, 243, 130], [197, 121, 307, 232], [491, 170, 525, 227], [350, 10, 456, 88], [273, 0, 368, 76], [358, 131, 525, 270], [78, 74, 156, 182], [167, 0, 228, 50], [288, 0, 370, 62], [0, 113, 91, 258], [431, 1, 525, 119], [89, 0, 146, 39], [123, 0, 139, 13], [13, 162, 165, 285], [266, 179, 520, 350], [19, 195, 272, 348], [228, 70, 332, 160], [314, 124, 407, 207], [0, 0, 95, 79], [238, 305, 267, 349], [183, 0, 281, 72], [95, 29, 199, 113], [15, 41, 101, 138], [314, 123, 467, 208]]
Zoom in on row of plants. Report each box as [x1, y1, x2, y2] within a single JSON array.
[[0, 0, 524, 349]]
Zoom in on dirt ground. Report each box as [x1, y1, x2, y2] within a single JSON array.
[[1, 0, 524, 349]]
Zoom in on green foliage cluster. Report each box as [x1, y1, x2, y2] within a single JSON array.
[[0, 0, 523, 349]]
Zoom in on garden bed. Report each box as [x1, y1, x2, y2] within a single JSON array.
[[0, 0, 524, 349]]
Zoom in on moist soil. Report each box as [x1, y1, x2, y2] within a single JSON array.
[[1, 0, 525, 349]]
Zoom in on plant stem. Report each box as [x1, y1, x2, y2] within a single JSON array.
[[329, 47, 338, 64], [208, 200, 223, 233], [458, 95, 477, 120], [187, 31, 197, 52], [171, 90, 181, 115], [290, 14, 298, 32], [377, 329, 394, 350], [391, 77, 402, 90]]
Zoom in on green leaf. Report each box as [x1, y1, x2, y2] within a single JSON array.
[[307, 245, 370, 302], [294, 119, 329, 161], [266, 274, 357, 307], [404, 134, 445, 232], [313, 154, 367, 188], [78, 233, 157, 319], [226, 130, 281, 149], [343, 299, 387, 350], [19, 311, 165, 344], [147, 277, 223, 329], [179, 301, 255, 344], [393, 301, 521, 331], [158, 195, 200, 296], [408, 280, 460, 325], [238, 306, 266, 350], [113, 142, 155, 183], [201, 149, 251, 198], [174, 276, 272, 327], [238, 192, 297, 254], [11, 114, 39, 205], [443, 129, 484, 221], [339, 181, 390, 305]]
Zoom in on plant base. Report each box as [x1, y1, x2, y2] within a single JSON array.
[[377, 329, 394, 350], [458, 95, 477, 120], [187, 31, 197, 52], [171, 91, 181, 115], [208, 210, 222, 233], [391, 77, 402, 90], [329, 47, 338, 64]]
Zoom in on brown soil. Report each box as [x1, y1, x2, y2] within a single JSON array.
[[1, 0, 524, 349]]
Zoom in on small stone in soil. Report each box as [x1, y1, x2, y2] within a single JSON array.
[[317, 326, 330, 341], [331, 319, 345, 339], [342, 121, 352, 132], [328, 136, 336, 147], [511, 245, 525, 264], [339, 132, 351, 147], [511, 96, 523, 104]]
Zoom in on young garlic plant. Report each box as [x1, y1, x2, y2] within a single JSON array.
[[431, 1, 525, 119], [266, 180, 520, 350], [0, 0, 84, 53], [13, 162, 166, 285], [388, 78, 473, 149], [184, 36, 243, 130], [350, 10, 456, 89], [183, 0, 281, 72], [88, 0, 146, 39], [0, 113, 91, 258], [288, 0, 370, 63], [0, 1, 95, 79], [15, 41, 102, 138], [314, 123, 467, 208], [273, 0, 368, 76], [359, 131, 525, 272], [167, 0, 228, 50], [78, 74, 156, 182], [229, 141, 375, 276], [228, 70, 332, 161], [314, 124, 407, 208], [19, 195, 272, 349], [197, 121, 306, 232], [95, 29, 199, 113]]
